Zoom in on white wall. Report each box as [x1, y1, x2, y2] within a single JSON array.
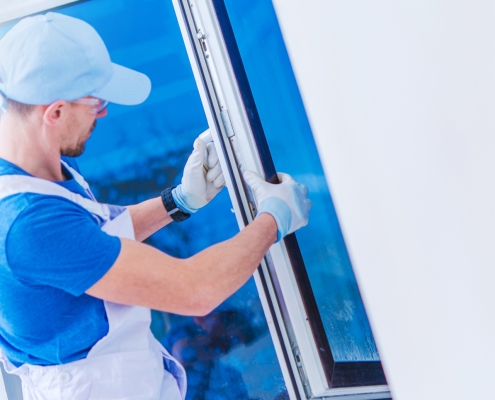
[[272, 1, 495, 399]]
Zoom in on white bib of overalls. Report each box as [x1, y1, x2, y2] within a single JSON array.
[[0, 161, 187, 400]]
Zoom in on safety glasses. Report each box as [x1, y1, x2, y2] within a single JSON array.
[[71, 97, 108, 114]]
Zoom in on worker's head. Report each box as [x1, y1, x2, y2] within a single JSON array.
[[0, 12, 151, 155]]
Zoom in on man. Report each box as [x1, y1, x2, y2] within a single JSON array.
[[0, 12, 311, 399]]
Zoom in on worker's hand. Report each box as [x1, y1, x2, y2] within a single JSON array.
[[172, 138, 225, 214], [244, 171, 312, 242]]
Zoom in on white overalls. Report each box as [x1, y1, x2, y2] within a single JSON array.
[[0, 161, 187, 400]]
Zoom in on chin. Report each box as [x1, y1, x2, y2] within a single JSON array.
[[61, 144, 86, 158]]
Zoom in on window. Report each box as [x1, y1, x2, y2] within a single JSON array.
[[173, 0, 391, 397]]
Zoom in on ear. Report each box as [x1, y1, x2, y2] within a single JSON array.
[[42, 100, 69, 126]]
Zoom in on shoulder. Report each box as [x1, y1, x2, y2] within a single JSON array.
[[4, 194, 121, 294], [1, 193, 97, 253], [2, 194, 97, 257], [2, 191, 94, 222], [0, 193, 35, 242]]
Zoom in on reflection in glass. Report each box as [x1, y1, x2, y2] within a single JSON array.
[[0, 0, 289, 398], [224, 0, 381, 365]]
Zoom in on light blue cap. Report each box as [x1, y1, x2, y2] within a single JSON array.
[[0, 12, 151, 105]]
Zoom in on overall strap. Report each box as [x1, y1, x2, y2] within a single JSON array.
[[60, 159, 97, 201], [0, 174, 110, 221]]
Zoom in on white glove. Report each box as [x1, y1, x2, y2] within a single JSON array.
[[172, 138, 225, 214], [244, 171, 312, 242]]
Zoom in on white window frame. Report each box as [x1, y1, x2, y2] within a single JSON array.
[[0, 0, 80, 25], [171, 0, 391, 398]]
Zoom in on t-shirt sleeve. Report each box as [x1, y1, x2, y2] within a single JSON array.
[[6, 196, 122, 296]]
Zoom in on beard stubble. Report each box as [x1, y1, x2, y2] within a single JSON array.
[[61, 120, 97, 157]]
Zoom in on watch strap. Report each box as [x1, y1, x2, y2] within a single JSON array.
[[161, 186, 191, 222]]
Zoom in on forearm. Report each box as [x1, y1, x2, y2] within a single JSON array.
[[127, 197, 172, 242], [87, 213, 277, 316], [183, 213, 277, 314]]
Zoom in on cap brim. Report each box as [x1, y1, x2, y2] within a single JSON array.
[[90, 63, 151, 106]]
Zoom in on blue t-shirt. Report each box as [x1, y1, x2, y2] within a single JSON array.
[[0, 157, 122, 367]]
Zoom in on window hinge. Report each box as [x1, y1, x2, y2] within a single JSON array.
[[220, 107, 235, 138], [196, 29, 209, 57]]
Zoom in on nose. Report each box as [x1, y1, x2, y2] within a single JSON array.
[[96, 108, 108, 119]]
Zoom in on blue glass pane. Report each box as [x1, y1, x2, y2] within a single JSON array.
[[0, 0, 287, 398], [224, 0, 379, 363]]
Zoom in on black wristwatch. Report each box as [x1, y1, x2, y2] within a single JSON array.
[[161, 186, 191, 222]]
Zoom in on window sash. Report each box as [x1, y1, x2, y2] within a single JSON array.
[[172, 0, 391, 398]]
